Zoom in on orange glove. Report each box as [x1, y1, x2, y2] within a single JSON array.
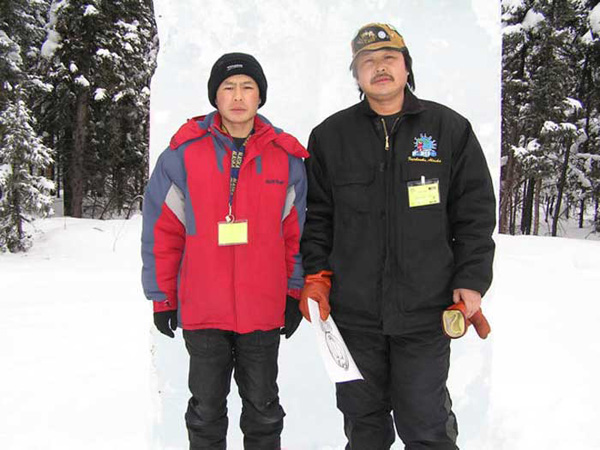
[[442, 301, 491, 339], [299, 270, 332, 322]]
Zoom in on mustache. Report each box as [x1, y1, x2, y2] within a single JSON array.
[[371, 74, 394, 84]]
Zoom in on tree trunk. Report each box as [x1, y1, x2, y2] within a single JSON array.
[[499, 150, 515, 234], [547, 195, 555, 222], [11, 163, 24, 251], [579, 198, 585, 229], [56, 160, 60, 198], [510, 186, 520, 235], [533, 178, 541, 235], [54, 132, 61, 199], [521, 177, 535, 235], [70, 92, 89, 218], [595, 195, 599, 232], [552, 139, 572, 237], [520, 179, 527, 234], [500, 36, 528, 235]]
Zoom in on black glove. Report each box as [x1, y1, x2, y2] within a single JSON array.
[[281, 295, 302, 339], [154, 310, 178, 338]]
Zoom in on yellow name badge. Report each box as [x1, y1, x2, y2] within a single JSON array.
[[407, 178, 440, 208], [218, 220, 248, 246]]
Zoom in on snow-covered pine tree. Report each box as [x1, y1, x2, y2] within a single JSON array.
[[579, 1, 600, 232], [501, 0, 531, 234], [520, 0, 579, 236], [88, 0, 158, 217], [0, 0, 54, 252], [0, 97, 54, 252], [41, 0, 158, 218], [501, 0, 600, 237], [0, 32, 21, 111], [0, 0, 52, 122]]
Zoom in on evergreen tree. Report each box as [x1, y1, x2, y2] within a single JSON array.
[[0, 0, 51, 114], [581, 0, 600, 231], [501, 0, 531, 234], [41, 0, 158, 218], [0, 97, 53, 252], [501, 0, 600, 237], [0, 0, 54, 252], [1, 0, 162, 245]]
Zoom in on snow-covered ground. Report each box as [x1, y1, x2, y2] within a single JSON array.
[[0, 217, 152, 449], [1, 216, 599, 449]]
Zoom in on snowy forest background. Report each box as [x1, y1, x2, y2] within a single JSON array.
[[501, 0, 600, 237], [1, 0, 600, 253], [0, 0, 157, 252]]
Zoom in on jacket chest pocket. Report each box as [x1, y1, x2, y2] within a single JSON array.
[[333, 170, 375, 213], [400, 161, 451, 262], [401, 161, 447, 211]]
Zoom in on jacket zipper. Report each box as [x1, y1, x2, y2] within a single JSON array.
[[381, 118, 390, 151], [232, 184, 238, 332], [381, 117, 400, 151], [232, 137, 247, 332], [380, 116, 400, 325], [232, 133, 254, 332]]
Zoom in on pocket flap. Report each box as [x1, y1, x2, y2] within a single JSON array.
[[402, 161, 443, 182], [334, 170, 375, 186]]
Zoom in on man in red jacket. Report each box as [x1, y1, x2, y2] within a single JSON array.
[[141, 53, 307, 449]]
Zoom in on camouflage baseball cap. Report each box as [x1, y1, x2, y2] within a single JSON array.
[[350, 23, 407, 68]]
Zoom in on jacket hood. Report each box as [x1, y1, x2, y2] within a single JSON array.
[[169, 112, 308, 159]]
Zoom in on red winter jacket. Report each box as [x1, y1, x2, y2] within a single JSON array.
[[142, 112, 308, 333]]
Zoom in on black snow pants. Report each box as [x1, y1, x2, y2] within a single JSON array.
[[183, 328, 284, 450], [336, 326, 458, 450]]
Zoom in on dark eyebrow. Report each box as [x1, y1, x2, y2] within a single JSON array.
[[222, 80, 256, 87]]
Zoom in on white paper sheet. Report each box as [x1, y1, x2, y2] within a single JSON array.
[[308, 298, 363, 383]]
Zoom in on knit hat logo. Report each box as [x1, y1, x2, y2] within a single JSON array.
[[208, 53, 268, 108]]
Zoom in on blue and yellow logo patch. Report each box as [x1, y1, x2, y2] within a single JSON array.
[[409, 133, 441, 163]]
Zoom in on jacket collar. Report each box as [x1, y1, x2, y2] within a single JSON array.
[[358, 88, 425, 118], [169, 111, 308, 160]]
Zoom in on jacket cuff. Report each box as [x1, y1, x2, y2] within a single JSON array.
[[451, 278, 488, 298], [287, 288, 301, 300], [153, 299, 177, 312]]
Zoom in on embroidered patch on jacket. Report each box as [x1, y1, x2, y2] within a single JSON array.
[[409, 133, 442, 163], [266, 179, 285, 185]]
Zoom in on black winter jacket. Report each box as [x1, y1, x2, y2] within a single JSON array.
[[301, 90, 496, 334]]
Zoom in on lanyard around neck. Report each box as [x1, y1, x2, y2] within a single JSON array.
[[226, 134, 251, 222]]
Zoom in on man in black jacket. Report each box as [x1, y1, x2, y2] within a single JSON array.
[[299, 23, 496, 449]]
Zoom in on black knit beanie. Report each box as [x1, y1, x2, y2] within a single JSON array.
[[208, 53, 267, 108]]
